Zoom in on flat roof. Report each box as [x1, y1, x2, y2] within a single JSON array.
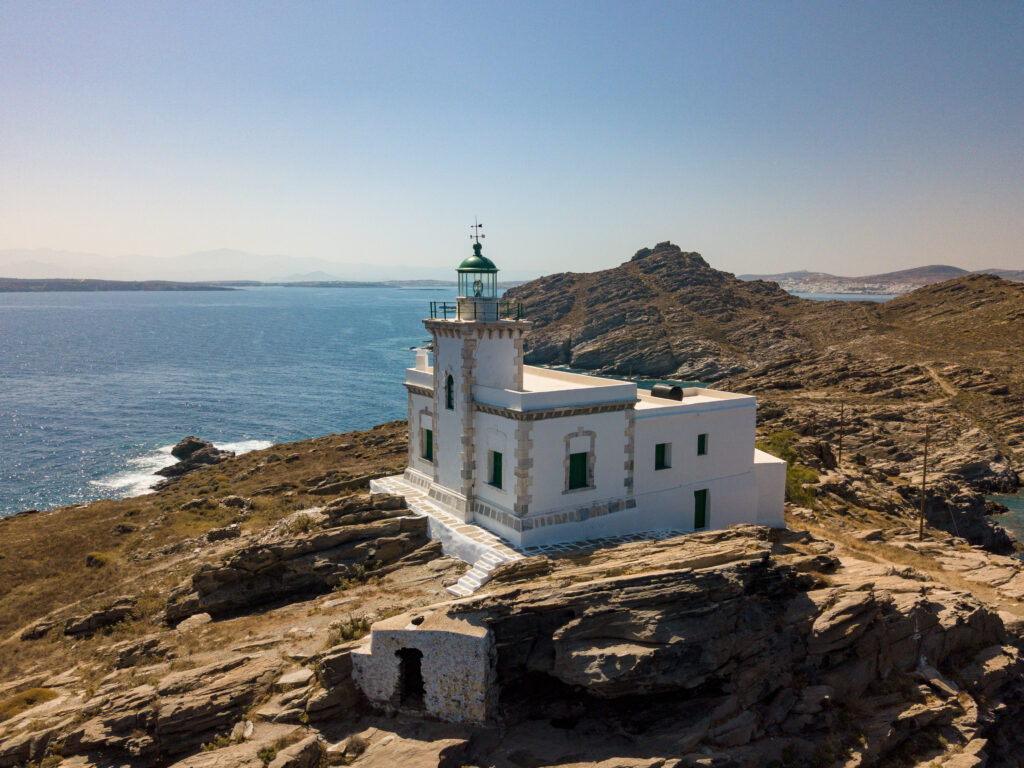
[[521, 365, 626, 392], [635, 387, 753, 411]]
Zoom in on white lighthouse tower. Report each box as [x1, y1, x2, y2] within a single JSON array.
[[419, 224, 528, 521]]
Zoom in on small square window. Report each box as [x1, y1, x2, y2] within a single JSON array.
[[697, 433, 708, 456], [568, 452, 589, 490], [655, 442, 671, 470], [422, 429, 433, 462], [488, 450, 503, 489]]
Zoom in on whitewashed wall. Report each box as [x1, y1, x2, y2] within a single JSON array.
[[526, 410, 631, 514], [634, 402, 756, 494], [407, 391, 434, 477], [473, 412, 516, 512], [431, 333, 466, 492]]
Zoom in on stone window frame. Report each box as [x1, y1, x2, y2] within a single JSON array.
[[563, 428, 596, 494]]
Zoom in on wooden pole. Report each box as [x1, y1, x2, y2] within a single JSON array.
[[918, 423, 930, 541]]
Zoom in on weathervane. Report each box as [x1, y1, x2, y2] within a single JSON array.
[[470, 218, 485, 244]]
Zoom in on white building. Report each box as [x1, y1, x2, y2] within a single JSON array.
[[389, 241, 786, 550]]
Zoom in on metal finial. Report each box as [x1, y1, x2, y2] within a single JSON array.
[[470, 217, 485, 244]]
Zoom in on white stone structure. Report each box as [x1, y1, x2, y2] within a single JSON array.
[[351, 610, 494, 723], [387, 241, 786, 550]]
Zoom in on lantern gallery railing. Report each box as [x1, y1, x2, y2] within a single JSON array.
[[429, 301, 525, 321]]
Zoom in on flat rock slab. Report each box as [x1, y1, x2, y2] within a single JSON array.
[[276, 668, 314, 692]]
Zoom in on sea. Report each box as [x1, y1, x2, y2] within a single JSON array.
[[0, 286, 453, 517], [0, 285, 901, 518], [990, 492, 1024, 543]]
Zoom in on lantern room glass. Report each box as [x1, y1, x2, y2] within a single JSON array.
[[458, 270, 497, 299]]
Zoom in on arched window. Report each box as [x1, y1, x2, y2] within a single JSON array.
[[445, 374, 455, 410]]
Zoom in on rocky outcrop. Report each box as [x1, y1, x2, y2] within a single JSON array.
[[165, 494, 438, 622], [20, 595, 137, 640], [432, 527, 1024, 766], [157, 437, 235, 479]]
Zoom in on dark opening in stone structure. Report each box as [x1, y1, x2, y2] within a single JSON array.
[[396, 647, 425, 708]]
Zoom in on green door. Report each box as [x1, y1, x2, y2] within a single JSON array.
[[694, 489, 708, 529], [568, 452, 588, 489]]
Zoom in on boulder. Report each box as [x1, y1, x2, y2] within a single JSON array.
[[158, 439, 235, 478]]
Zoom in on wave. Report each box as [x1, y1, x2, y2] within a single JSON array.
[[90, 438, 274, 498], [216, 439, 273, 454]]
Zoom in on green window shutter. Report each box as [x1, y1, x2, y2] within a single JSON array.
[[697, 433, 708, 456], [423, 429, 433, 461], [568, 452, 589, 490], [490, 451, 503, 489], [694, 489, 708, 529], [655, 443, 668, 470]]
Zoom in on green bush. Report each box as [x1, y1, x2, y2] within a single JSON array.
[[758, 430, 818, 506]]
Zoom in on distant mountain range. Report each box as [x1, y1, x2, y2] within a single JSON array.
[[0, 278, 232, 293], [0, 248, 541, 283], [738, 265, 1024, 295]]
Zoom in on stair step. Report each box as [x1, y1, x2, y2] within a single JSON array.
[[446, 584, 471, 597]]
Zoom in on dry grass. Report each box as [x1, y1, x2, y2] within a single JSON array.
[[0, 687, 58, 721], [0, 422, 406, 641]]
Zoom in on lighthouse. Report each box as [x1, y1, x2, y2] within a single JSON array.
[[385, 224, 786, 554], [418, 226, 528, 521]]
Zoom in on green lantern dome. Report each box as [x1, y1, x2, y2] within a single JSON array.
[[457, 242, 498, 272]]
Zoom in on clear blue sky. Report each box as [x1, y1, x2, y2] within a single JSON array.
[[2, 1, 1022, 277]]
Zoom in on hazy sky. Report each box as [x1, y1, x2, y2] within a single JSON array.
[[2, 1, 1022, 278]]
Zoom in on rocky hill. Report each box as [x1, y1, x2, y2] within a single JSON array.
[[506, 241, 877, 381], [509, 245, 1024, 550], [4, 426, 1024, 767]]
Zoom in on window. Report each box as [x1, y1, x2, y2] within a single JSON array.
[[488, 450, 503, 489], [422, 429, 433, 462], [655, 442, 671, 470], [568, 451, 589, 490], [697, 433, 708, 456], [694, 489, 709, 529], [445, 374, 455, 410]]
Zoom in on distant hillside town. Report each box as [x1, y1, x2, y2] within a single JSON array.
[[739, 264, 1024, 295]]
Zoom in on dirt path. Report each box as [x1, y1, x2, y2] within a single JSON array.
[[923, 363, 959, 398]]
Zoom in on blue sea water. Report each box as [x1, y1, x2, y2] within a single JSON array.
[[791, 292, 893, 302], [0, 286, 453, 517], [989, 491, 1024, 542]]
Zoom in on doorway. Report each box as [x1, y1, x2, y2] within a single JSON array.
[[396, 648, 425, 708]]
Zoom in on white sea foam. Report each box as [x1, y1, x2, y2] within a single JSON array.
[[91, 439, 273, 498], [90, 444, 177, 496], [216, 439, 274, 454]]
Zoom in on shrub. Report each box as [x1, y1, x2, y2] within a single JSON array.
[[758, 430, 819, 506], [0, 688, 58, 722], [84, 552, 110, 568]]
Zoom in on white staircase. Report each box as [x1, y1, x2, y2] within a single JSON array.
[[370, 474, 524, 597], [447, 550, 516, 597]]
